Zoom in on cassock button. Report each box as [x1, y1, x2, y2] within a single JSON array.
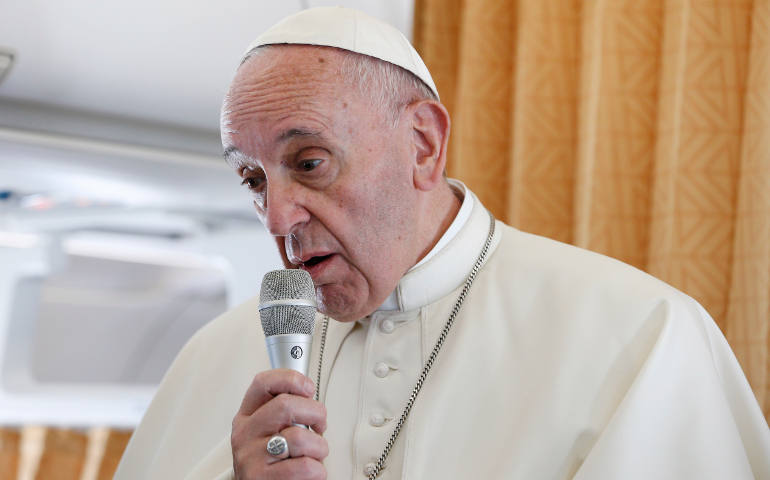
[[373, 362, 390, 378], [380, 319, 395, 334], [364, 462, 377, 477], [370, 412, 386, 427]]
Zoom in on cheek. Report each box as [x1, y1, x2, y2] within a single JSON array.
[[332, 186, 388, 252], [344, 195, 409, 284]]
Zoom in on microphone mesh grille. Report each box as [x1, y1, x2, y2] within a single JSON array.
[[259, 269, 316, 336]]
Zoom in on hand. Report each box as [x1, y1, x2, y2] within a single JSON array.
[[231, 369, 328, 479]]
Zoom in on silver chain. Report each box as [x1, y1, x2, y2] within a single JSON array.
[[313, 211, 495, 479], [314, 316, 329, 402]]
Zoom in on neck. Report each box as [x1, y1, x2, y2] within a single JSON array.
[[412, 181, 462, 267]]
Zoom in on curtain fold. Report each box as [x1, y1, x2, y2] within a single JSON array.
[[414, 0, 770, 421], [726, 0, 770, 422]]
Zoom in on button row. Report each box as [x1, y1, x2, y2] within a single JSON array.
[[364, 316, 398, 477]]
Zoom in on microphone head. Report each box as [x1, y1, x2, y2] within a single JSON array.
[[259, 269, 316, 337]]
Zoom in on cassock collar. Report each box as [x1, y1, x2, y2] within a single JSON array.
[[377, 180, 501, 313]]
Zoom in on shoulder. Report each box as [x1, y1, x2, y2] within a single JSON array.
[[468, 222, 727, 389], [181, 295, 263, 358], [474, 222, 711, 344], [488, 223, 690, 304], [145, 295, 269, 422], [117, 296, 282, 478]]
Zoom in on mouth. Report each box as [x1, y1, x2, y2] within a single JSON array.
[[302, 254, 333, 268], [295, 253, 336, 279]]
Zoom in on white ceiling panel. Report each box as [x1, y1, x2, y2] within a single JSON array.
[[0, 0, 414, 132]]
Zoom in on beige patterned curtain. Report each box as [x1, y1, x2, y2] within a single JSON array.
[[413, 0, 770, 422]]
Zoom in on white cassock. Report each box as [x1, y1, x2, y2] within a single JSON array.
[[115, 181, 770, 479]]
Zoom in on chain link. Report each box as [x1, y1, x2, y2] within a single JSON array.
[[313, 211, 496, 479], [314, 316, 329, 402]]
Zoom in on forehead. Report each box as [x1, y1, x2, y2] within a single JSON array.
[[225, 47, 350, 124], [222, 46, 365, 159], [235, 46, 346, 91]]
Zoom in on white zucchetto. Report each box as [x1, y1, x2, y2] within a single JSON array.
[[242, 6, 439, 99]]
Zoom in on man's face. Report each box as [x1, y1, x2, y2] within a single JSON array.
[[221, 46, 420, 322]]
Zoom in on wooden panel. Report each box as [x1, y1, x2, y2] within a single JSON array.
[[96, 430, 133, 480], [35, 429, 87, 480], [0, 428, 20, 480]]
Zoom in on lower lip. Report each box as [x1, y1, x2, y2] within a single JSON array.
[[300, 254, 336, 279]]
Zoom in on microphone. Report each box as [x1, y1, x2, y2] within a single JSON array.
[[259, 269, 316, 376]]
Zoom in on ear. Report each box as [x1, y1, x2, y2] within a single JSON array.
[[409, 100, 451, 191]]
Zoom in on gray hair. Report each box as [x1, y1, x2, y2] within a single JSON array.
[[242, 45, 438, 128]]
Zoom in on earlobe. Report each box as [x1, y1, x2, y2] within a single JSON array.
[[410, 100, 451, 191]]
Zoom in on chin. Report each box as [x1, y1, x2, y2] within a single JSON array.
[[317, 302, 361, 323], [316, 287, 367, 323]]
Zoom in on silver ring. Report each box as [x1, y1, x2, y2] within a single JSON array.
[[266, 435, 289, 457]]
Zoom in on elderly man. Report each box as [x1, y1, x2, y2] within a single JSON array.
[[116, 7, 770, 480]]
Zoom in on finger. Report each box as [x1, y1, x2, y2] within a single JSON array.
[[266, 456, 326, 480], [249, 393, 327, 436], [279, 425, 329, 461], [239, 369, 315, 416]]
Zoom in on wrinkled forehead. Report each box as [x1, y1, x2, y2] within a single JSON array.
[[224, 47, 358, 121], [222, 47, 352, 137], [228, 45, 352, 99]]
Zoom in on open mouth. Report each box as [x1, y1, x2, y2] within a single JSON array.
[[303, 254, 333, 268]]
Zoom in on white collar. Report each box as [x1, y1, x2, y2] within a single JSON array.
[[377, 179, 499, 312], [412, 180, 474, 270]]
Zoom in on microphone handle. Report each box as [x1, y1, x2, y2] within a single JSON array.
[[265, 334, 313, 374], [265, 334, 313, 429]]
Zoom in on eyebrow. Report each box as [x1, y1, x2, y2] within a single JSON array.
[[222, 146, 245, 170], [278, 128, 323, 142], [223, 145, 239, 158], [222, 127, 326, 168]]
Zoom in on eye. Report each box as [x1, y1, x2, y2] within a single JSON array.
[[299, 158, 323, 172], [240, 175, 265, 191]]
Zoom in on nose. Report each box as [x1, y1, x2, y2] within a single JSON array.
[[260, 178, 310, 237]]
